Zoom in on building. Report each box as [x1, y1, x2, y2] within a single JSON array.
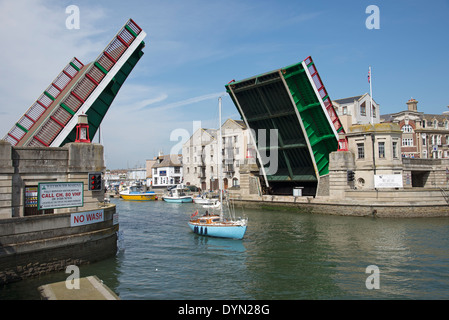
[[182, 119, 256, 191], [182, 127, 217, 191], [151, 152, 183, 189], [333, 93, 380, 132], [381, 99, 449, 159], [145, 158, 156, 185]]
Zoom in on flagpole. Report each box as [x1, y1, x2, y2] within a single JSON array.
[[369, 66, 374, 125]]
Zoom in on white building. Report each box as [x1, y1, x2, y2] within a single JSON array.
[[333, 93, 380, 132], [151, 152, 183, 189], [182, 119, 256, 191], [127, 167, 146, 181]]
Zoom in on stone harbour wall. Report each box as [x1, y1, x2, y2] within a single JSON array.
[[0, 204, 117, 285]]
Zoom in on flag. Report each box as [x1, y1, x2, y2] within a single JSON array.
[[368, 68, 371, 83], [191, 210, 198, 219]]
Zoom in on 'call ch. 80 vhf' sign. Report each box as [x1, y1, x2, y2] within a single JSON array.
[[38, 182, 84, 210]]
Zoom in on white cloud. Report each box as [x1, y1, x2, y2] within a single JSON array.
[[143, 91, 226, 112]]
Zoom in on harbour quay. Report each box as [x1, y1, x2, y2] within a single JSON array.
[[0, 141, 118, 285]]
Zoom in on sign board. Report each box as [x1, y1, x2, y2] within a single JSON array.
[[38, 182, 84, 210], [71, 209, 104, 227], [374, 174, 403, 188]]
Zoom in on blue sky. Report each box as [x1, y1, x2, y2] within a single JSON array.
[[0, 0, 448, 169]]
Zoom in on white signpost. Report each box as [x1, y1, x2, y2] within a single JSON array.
[[38, 182, 84, 210], [374, 174, 403, 188]]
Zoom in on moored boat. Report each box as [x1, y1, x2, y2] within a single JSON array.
[[120, 185, 158, 201], [193, 193, 218, 205], [162, 184, 193, 203]]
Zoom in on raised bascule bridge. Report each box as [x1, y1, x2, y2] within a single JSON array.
[[226, 57, 347, 196], [3, 19, 146, 147]]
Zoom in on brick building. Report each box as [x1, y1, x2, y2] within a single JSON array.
[[381, 99, 449, 159]]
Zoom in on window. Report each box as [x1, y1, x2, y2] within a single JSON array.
[[434, 120, 438, 129], [422, 134, 426, 146], [343, 106, 347, 115], [360, 102, 366, 116], [174, 167, 180, 174], [402, 138, 413, 146], [357, 143, 365, 159], [392, 142, 398, 158], [402, 125, 413, 133], [372, 106, 376, 117], [378, 142, 385, 158]]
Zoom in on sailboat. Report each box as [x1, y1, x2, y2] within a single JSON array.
[[188, 97, 248, 239]]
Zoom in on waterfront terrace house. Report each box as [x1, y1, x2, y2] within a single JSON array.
[[381, 98, 449, 159], [151, 152, 183, 189], [182, 119, 257, 192], [183, 127, 217, 191], [332, 93, 380, 132]]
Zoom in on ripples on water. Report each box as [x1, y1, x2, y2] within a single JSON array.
[[1, 198, 449, 300]]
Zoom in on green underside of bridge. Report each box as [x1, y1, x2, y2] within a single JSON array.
[[282, 62, 338, 176], [225, 60, 338, 184], [61, 42, 145, 145]]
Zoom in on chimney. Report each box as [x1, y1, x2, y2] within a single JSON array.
[[406, 98, 418, 111]]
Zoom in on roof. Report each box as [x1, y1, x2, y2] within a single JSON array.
[[233, 119, 247, 129], [333, 95, 364, 105], [152, 154, 182, 168], [380, 111, 449, 123]]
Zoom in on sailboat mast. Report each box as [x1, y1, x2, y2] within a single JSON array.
[[218, 97, 223, 218]]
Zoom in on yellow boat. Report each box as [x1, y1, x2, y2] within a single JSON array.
[[120, 186, 158, 201]]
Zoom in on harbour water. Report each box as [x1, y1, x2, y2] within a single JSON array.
[[1, 197, 449, 300]]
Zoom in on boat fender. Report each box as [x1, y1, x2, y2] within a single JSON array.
[[205, 227, 207, 235]]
